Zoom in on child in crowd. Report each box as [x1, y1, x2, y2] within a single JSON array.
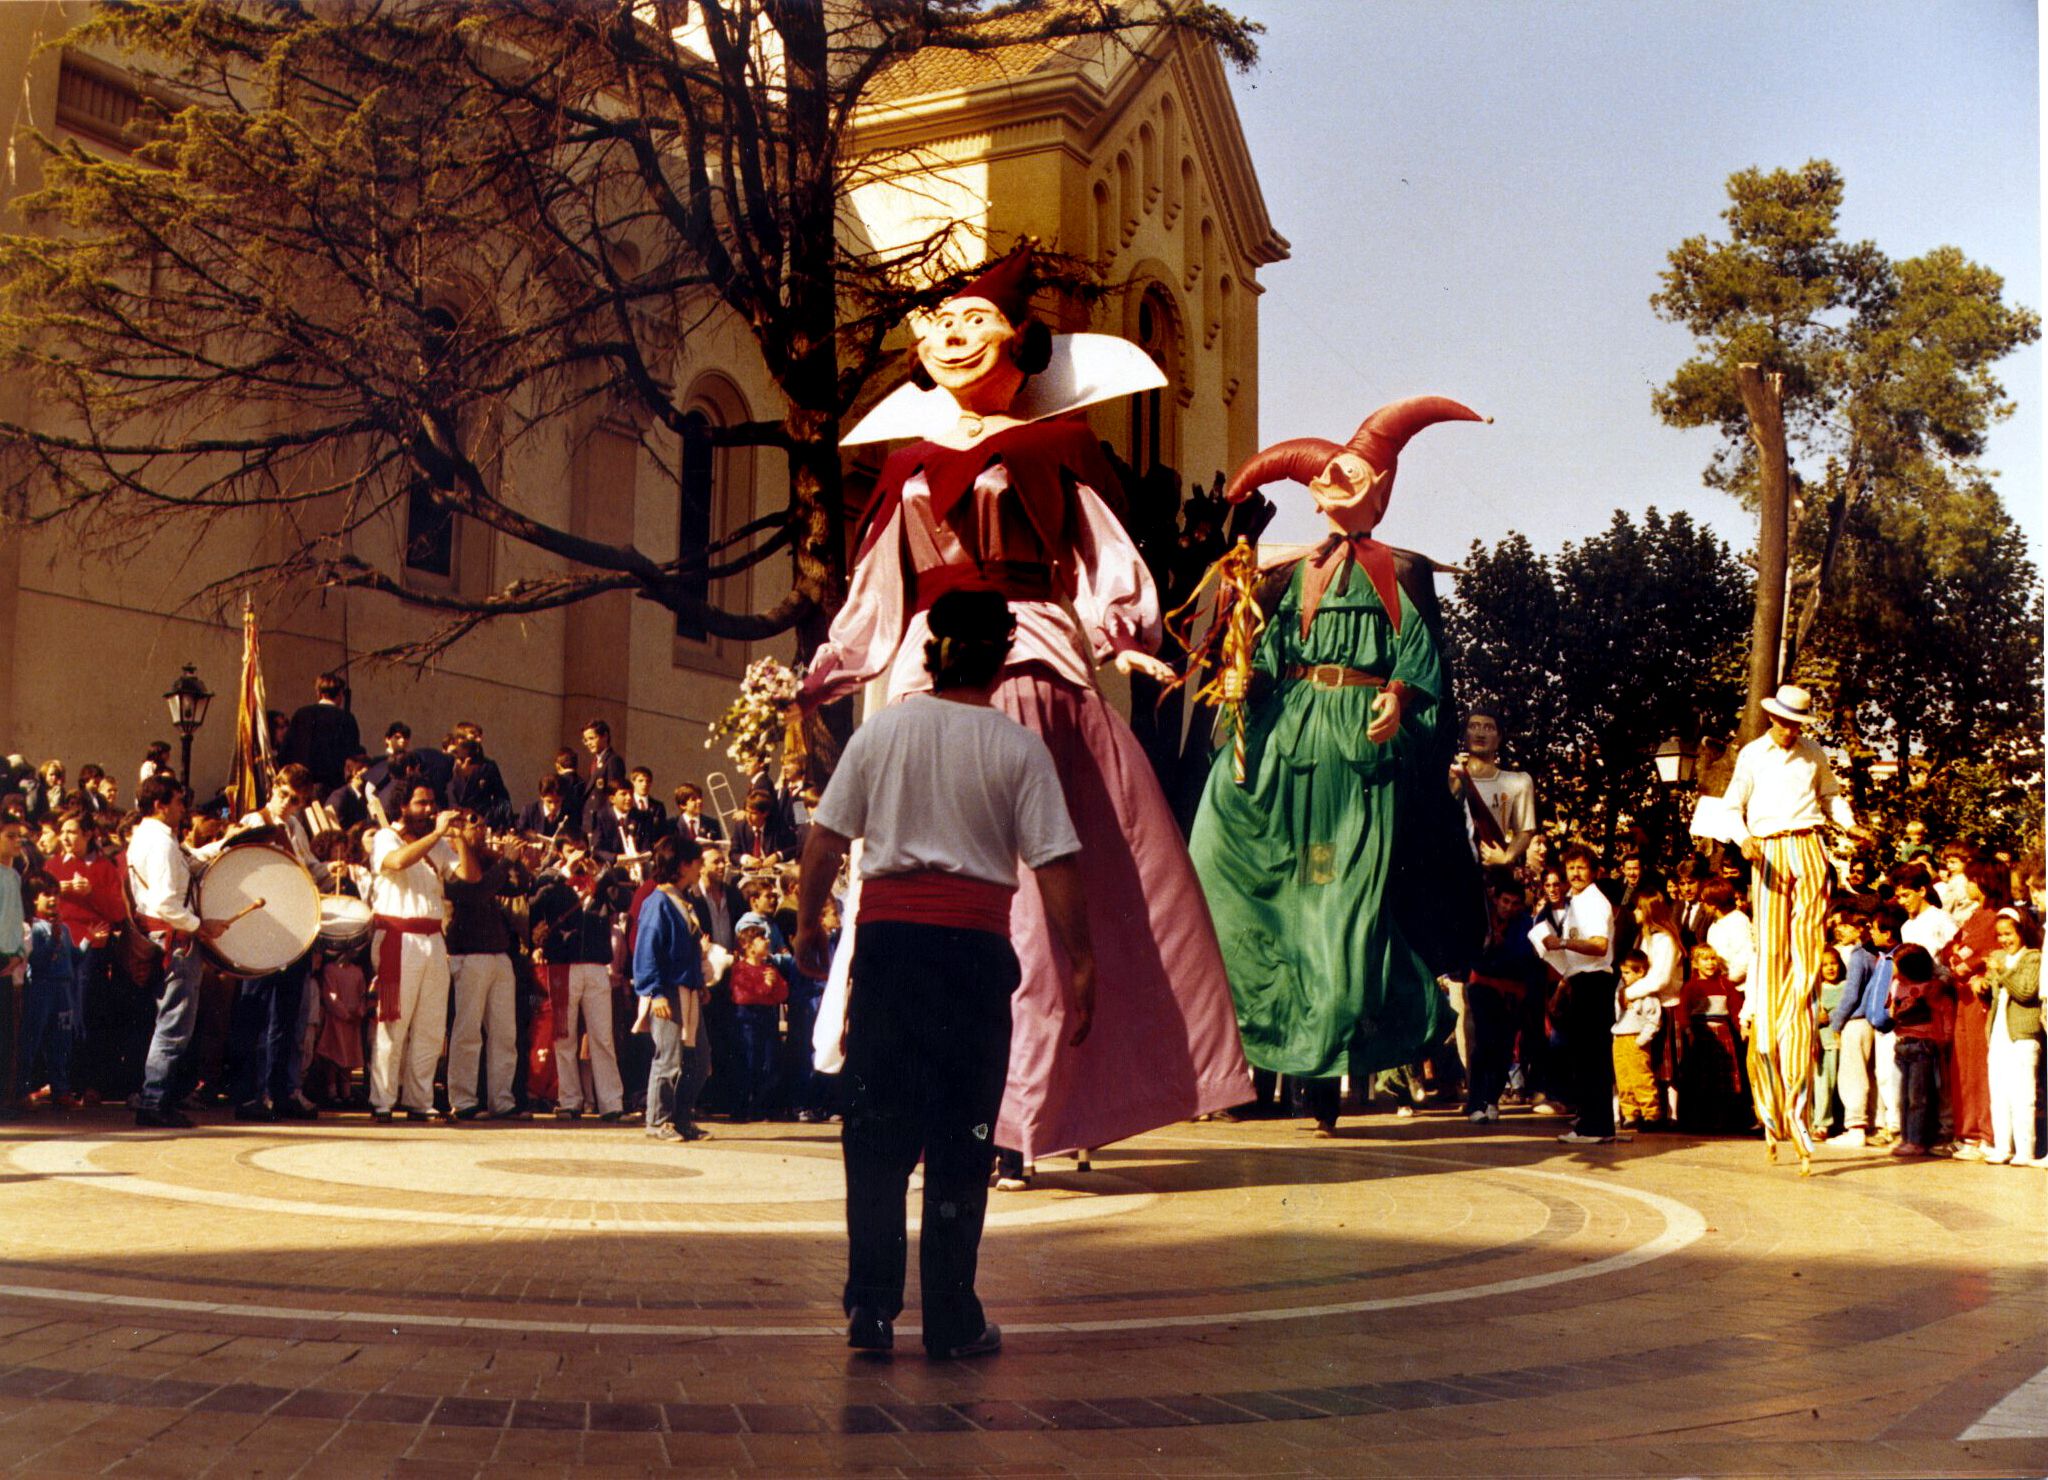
[[1811, 947, 1849, 1141], [1676, 944, 1748, 1134], [727, 912, 791, 1122], [1983, 908, 2042, 1166], [19, 876, 77, 1106], [307, 949, 368, 1106], [1886, 944, 1950, 1157], [1611, 949, 1664, 1131]]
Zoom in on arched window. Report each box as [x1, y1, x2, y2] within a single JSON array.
[[404, 305, 460, 579], [676, 409, 715, 643], [1128, 287, 1179, 476], [1093, 180, 1114, 263], [674, 374, 754, 653]]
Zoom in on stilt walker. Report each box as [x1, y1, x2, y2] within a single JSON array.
[[1724, 683, 1874, 1172]]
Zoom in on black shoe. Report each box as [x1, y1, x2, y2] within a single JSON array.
[[370, 1108, 395, 1123], [598, 1109, 624, 1123], [452, 1105, 484, 1121], [403, 1109, 435, 1122], [554, 1108, 582, 1120], [929, 1322, 1001, 1361], [233, 1103, 274, 1123], [847, 1308, 893, 1353], [135, 1107, 194, 1129], [274, 1101, 318, 1122]]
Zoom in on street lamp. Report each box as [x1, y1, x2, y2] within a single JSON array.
[[163, 663, 213, 788], [1652, 735, 1697, 787]]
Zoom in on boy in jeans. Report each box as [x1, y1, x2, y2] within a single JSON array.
[[1887, 944, 1950, 1157]]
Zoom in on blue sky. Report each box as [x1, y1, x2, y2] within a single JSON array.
[[1225, 0, 2042, 571]]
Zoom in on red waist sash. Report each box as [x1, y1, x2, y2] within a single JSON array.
[[373, 915, 444, 1022], [911, 560, 1054, 613], [862, 870, 1016, 936]]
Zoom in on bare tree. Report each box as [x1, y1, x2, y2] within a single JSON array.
[[0, 0, 1258, 663]]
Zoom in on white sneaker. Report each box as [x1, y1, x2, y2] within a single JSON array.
[[1484, 1104, 1500, 1123], [1833, 1129, 1867, 1149], [1467, 1108, 1489, 1124], [1530, 1099, 1562, 1117], [1982, 1150, 2012, 1165], [1556, 1131, 1614, 1145], [1396, 1105, 1416, 1119]]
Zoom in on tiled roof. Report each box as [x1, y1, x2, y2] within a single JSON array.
[[863, 10, 1107, 104]]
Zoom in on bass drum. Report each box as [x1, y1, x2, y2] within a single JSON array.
[[197, 840, 321, 978]]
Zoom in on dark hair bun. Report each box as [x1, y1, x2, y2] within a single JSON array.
[[1013, 318, 1053, 375]]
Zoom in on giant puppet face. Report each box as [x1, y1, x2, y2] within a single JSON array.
[[1307, 449, 1393, 536], [914, 296, 1027, 415]]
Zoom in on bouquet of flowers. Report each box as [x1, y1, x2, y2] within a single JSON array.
[[706, 656, 806, 774]]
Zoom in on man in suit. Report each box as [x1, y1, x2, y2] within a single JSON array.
[[326, 751, 381, 831], [587, 782, 649, 865], [519, 776, 574, 844], [582, 720, 627, 797], [280, 673, 361, 792], [628, 768, 667, 836], [449, 739, 511, 827]]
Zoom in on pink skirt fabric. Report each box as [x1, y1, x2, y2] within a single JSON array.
[[992, 668, 1250, 1157]]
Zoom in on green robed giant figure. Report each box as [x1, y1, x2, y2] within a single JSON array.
[[1188, 396, 1488, 1132]]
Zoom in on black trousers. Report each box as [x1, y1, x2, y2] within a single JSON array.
[[1563, 970, 1617, 1137], [1462, 982, 1515, 1112], [842, 921, 1018, 1354], [228, 955, 310, 1110]]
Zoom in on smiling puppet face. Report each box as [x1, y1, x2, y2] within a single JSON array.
[[914, 295, 1026, 412]]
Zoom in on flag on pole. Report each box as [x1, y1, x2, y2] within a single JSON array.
[[225, 597, 272, 817]]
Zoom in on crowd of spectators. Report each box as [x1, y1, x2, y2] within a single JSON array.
[[0, 678, 832, 1136], [1236, 805, 2047, 1167]]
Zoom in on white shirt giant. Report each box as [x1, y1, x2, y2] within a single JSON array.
[[1724, 732, 1856, 843]]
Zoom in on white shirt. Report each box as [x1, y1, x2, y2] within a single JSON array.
[[1724, 732, 1856, 843], [367, 827, 456, 921], [1627, 930, 1684, 1007], [127, 815, 201, 933], [1464, 766, 1536, 858], [1707, 910, 1755, 987], [813, 695, 1080, 887], [1526, 884, 1614, 978], [1901, 904, 1958, 960]]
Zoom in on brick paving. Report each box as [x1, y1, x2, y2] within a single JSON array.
[[0, 1108, 2044, 1475]]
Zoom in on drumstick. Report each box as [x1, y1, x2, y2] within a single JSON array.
[[215, 897, 267, 928]]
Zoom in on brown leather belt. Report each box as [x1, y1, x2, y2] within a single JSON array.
[[1284, 664, 1387, 688]]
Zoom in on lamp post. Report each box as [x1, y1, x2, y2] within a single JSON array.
[[163, 663, 213, 789], [1652, 735, 1698, 788]]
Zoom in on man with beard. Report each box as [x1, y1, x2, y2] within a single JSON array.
[[366, 786, 479, 1121]]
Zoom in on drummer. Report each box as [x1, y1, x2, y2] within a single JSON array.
[[366, 785, 479, 1122], [130, 776, 232, 1130], [225, 764, 331, 1124]]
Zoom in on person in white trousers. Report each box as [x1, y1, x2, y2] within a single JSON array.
[[1984, 908, 2042, 1166], [367, 787, 478, 1121], [445, 816, 522, 1119]]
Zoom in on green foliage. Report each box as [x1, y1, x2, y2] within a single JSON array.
[[1443, 509, 1752, 848], [1650, 157, 2042, 826]]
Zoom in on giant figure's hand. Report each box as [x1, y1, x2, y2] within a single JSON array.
[[1366, 689, 1401, 744], [1112, 650, 1177, 684]]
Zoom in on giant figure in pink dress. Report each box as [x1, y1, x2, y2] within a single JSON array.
[[799, 251, 1249, 1160]]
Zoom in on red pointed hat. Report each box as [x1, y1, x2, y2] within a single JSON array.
[[1224, 395, 1487, 503], [947, 249, 1034, 325]]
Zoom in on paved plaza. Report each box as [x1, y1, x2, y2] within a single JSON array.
[[0, 1109, 2044, 1477]]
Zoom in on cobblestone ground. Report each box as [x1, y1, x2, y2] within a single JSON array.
[[0, 1106, 2044, 1477]]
